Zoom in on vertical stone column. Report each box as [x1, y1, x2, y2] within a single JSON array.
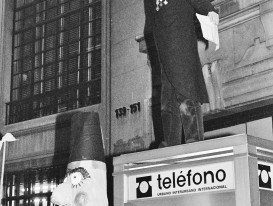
[[0, 0, 6, 130], [0, 0, 13, 128]]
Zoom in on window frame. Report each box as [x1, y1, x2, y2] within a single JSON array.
[[0, 0, 110, 144], [3, 165, 66, 206], [7, 0, 104, 124]]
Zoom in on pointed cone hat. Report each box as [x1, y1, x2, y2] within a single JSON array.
[[68, 112, 105, 163]]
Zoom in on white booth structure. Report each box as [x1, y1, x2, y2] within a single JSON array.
[[113, 134, 273, 206]]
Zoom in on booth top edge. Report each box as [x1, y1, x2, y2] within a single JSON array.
[[113, 134, 273, 166]]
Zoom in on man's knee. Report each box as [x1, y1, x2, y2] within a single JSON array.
[[179, 99, 196, 116]]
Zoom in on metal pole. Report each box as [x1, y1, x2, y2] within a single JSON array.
[[0, 141, 7, 206]]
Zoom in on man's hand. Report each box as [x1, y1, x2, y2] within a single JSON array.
[[208, 11, 219, 25]]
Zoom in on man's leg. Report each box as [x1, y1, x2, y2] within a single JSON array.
[[160, 72, 182, 147], [179, 99, 204, 143]]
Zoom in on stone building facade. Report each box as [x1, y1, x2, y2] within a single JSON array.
[[0, 0, 273, 205]]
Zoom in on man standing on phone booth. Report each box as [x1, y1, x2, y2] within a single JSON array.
[[144, 0, 219, 146]]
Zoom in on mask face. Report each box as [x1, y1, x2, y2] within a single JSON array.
[[51, 160, 108, 206]]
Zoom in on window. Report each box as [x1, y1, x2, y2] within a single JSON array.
[[3, 165, 66, 206], [6, 0, 102, 124]]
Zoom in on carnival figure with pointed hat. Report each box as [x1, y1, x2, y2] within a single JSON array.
[[51, 112, 108, 206]]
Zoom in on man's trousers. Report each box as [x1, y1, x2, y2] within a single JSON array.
[[160, 70, 204, 146]]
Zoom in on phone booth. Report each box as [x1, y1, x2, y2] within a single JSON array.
[[113, 134, 273, 206]]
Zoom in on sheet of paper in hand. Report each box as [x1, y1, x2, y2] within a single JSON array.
[[196, 13, 220, 50]]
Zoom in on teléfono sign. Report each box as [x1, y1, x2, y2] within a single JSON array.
[[127, 161, 235, 200]]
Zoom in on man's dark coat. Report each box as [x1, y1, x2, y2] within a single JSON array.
[[144, 0, 217, 103]]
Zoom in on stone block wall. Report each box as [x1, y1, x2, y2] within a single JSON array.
[[110, 0, 154, 155]]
